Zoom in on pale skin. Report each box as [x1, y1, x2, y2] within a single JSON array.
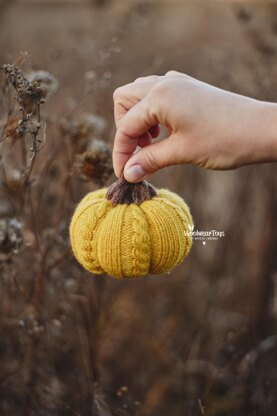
[[112, 71, 277, 183]]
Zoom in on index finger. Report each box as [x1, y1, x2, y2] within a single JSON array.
[[113, 78, 160, 126], [113, 96, 159, 177]]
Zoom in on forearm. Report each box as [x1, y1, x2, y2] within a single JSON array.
[[216, 98, 277, 169]]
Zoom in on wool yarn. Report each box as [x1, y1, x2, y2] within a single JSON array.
[[69, 178, 193, 279]]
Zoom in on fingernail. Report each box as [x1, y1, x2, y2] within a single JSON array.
[[125, 164, 145, 182]]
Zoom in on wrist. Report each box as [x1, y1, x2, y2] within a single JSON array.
[[245, 100, 277, 165]]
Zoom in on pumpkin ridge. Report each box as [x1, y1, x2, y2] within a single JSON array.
[[158, 199, 189, 262], [157, 198, 193, 259], [130, 205, 151, 277], [157, 201, 185, 270], [117, 205, 127, 277], [70, 199, 111, 273], [97, 204, 127, 278], [157, 190, 193, 226], [88, 202, 112, 272], [141, 200, 181, 273], [70, 199, 103, 257]]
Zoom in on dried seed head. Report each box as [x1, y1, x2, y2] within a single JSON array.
[[27, 70, 58, 97], [2, 64, 30, 93], [73, 139, 113, 186], [2, 64, 46, 113], [0, 218, 23, 262], [61, 113, 107, 151]]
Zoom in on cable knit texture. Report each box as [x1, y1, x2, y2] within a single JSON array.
[[69, 183, 193, 279]]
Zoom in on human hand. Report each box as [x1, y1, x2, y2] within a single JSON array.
[[113, 71, 277, 182]]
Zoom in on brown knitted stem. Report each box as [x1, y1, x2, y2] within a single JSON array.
[[106, 177, 157, 206]]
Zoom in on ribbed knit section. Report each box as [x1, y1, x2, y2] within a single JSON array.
[[157, 189, 193, 259], [141, 199, 185, 274], [157, 189, 193, 228], [96, 204, 126, 277], [121, 204, 151, 277], [96, 204, 151, 278]]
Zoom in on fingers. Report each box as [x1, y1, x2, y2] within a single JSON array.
[[112, 71, 192, 179], [113, 71, 193, 127], [113, 97, 159, 177], [113, 78, 160, 126], [123, 135, 180, 183]]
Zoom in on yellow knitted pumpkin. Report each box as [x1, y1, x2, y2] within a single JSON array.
[[69, 178, 193, 279]]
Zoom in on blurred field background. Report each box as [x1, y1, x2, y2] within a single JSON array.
[[0, 0, 277, 415]]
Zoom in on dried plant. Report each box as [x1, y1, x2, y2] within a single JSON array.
[[27, 70, 58, 97], [1, 64, 46, 194], [73, 138, 113, 185], [61, 112, 107, 152], [0, 217, 23, 263]]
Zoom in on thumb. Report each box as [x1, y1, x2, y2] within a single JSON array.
[[124, 136, 179, 183]]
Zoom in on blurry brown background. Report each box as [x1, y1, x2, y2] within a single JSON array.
[[0, 1, 276, 415]]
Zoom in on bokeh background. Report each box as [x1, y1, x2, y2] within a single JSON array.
[[0, 0, 277, 415]]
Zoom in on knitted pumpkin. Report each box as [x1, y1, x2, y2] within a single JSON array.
[[70, 177, 193, 279]]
